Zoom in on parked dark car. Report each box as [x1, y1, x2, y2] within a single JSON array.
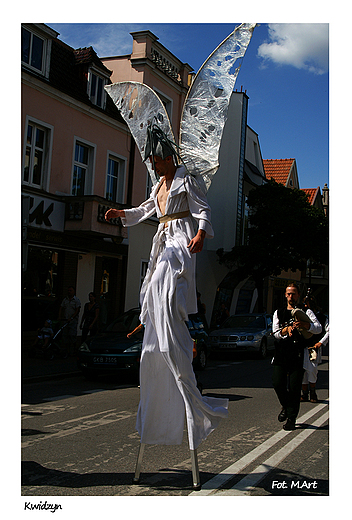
[[209, 313, 274, 358], [77, 308, 210, 379]]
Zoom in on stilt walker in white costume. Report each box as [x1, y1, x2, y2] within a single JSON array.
[[104, 23, 256, 489]]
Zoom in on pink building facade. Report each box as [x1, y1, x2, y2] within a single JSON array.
[[21, 24, 192, 335]]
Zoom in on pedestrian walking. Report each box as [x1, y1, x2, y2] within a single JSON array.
[[272, 282, 322, 430], [58, 286, 81, 355], [80, 292, 99, 343]]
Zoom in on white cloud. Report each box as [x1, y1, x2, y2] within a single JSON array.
[[90, 24, 138, 57], [257, 23, 329, 74]]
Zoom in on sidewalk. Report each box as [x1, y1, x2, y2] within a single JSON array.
[[22, 345, 81, 383]]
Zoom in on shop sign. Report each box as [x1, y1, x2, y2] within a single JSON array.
[[24, 194, 65, 232]]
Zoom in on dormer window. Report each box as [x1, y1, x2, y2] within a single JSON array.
[[22, 27, 44, 71], [21, 24, 56, 78], [88, 69, 108, 108]]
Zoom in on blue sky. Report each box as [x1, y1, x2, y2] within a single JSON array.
[[47, 22, 329, 190]]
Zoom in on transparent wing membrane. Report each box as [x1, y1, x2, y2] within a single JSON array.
[[105, 82, 175, 186], [180, 23, 256, 192], [105, 24, 256, 191]]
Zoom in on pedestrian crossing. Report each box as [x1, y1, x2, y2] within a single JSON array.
[[189, 399, 329, 496]]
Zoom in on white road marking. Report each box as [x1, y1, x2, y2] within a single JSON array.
[[217, 410, 329, 495], [189, 400, 329, 496], [21, 403, 69, 419], [45, 408, 118, 428], [21, 410, 137, 448], [32, 385, 134, 403]]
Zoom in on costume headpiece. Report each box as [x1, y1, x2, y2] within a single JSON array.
[[142, 120, 181, 180], [105, 23, 256, 192], [143, 120, 178, 162]]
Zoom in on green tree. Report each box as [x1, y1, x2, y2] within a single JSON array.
[[217, 180, 328, 311]]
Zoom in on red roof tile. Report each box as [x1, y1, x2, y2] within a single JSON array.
[[301, 188, 319, 205], [263, 158, 295, 185], [73, 47, 111, 74]]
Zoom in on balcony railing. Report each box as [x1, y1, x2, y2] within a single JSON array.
[[150, 47, 182, 84], [64, 195, 128, 239]]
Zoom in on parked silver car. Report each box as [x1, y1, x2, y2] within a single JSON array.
[[209, 313, 275, 358]]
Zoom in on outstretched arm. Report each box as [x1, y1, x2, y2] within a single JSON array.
[[105, 209, 126, 221], [187, 229, 206, 254]]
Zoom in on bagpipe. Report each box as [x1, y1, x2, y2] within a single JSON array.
[[271, 307, 313, 340]]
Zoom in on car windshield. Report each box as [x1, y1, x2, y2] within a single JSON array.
[[105, 311, 140, 333], [222, 315, 266, 330]]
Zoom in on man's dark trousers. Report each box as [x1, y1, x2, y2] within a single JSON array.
[[272, 365, 304, 421]]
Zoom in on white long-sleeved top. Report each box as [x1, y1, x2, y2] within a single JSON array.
[[120, 165, 228, 450], [121, 165, 213, 236], [121, 165, 213, 325], [319, 322, 329, 345], [272, 308, 322, 341]]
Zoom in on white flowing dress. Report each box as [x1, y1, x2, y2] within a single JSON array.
[[121, 166, 228, 450]]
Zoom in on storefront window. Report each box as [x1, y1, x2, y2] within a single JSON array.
[[22, 247, 60, 331], [22, 247, 58, 298]]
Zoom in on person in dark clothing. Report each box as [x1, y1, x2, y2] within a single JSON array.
[[272, 282, 322, 430], [80, 292, 100, 342]]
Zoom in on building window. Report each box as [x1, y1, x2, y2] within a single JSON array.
[[23, 247, 59, 299], [23, 120, 52, 189], [106, 155, 125, 203], [22, 27, 45, 73], [306, 259, 324, 278], [88, 70, 107, 108], [72, 140, 95, 196]]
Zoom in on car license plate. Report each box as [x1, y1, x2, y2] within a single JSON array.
[[93, 356, 118, 364], [219, 344, 237, 349]]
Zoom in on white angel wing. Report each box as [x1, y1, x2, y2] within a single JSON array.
[[105, 81, 175, 186], [179, 23, 256, 192]]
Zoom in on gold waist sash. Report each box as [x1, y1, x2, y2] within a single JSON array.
[[159, 210, 190, 224]]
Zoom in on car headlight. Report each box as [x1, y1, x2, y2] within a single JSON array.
[[124, 343, 142, 353], [79, 342, 90, 352], [247, 335, 254, 341]]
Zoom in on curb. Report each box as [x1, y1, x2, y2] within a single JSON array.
[[22, 370, 81, 385]]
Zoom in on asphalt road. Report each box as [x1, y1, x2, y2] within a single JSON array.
[[21, 351, 329, 511]]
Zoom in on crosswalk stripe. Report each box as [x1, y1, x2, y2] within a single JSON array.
[[217, 410, 329, 495], [190, 400, 328, 496], [21, 410, 136, 448]]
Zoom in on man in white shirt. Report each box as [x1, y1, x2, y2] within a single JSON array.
[[272, 282, 322, 430]]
